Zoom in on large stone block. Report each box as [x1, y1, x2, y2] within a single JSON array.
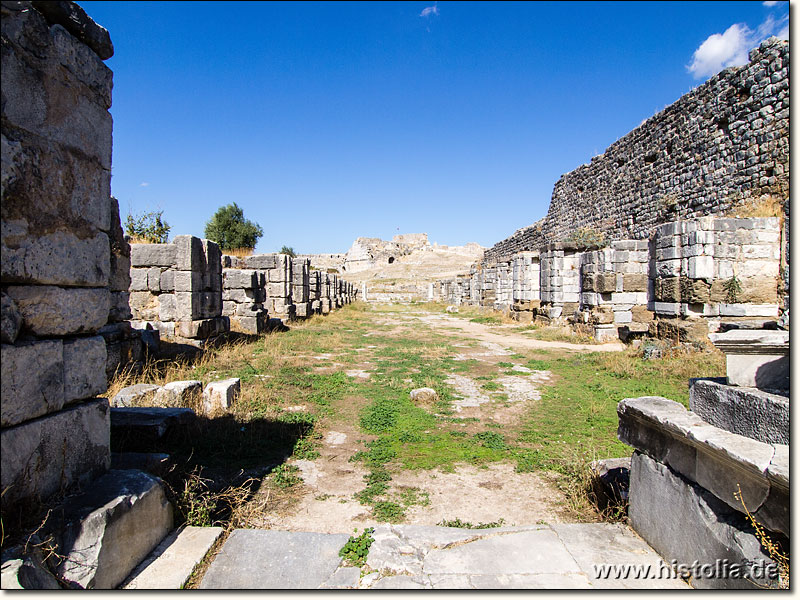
[[130, 244, 176, 268], [175, 316, 229, 339], [243, 254, 277, 270], [63, 335, 107, 404], [1, 339, 64, 427], [628, 452, 778, 589], [223, 269, 258, 290], [0, 291, 23, 344], [203, 378, 240, 413], [1, 225, 110, 287], [174, 236, 204, 271], [5, 285, 109, 336], [1, 399, 110, 509], [689, 379, 788, 445], [53, 469, 173, 589], [173, 270, 203, 293]]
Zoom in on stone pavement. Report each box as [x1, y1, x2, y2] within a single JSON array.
[[197, 523, 690, 589]]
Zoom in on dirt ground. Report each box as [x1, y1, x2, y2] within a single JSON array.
[[245, 306, 623, 533]]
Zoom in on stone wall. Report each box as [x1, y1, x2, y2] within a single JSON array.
[[484, 38, 789, 269], [1, 1, 115, 512], [436, 215, 783, 341], [129, 236, 228, 340]]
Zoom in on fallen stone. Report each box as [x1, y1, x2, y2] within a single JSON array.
[[51, 469, 173, 589], [112, 383, 162, 408], [153, 380, 202, 408], [410, 387, 438, 404], [123, 526, 223, 589], [203, 378, 240, 413], [199, 529, 349, 589]]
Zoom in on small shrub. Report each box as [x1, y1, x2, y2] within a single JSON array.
[[565, 226, 606, 249], [125, 209, 171, 243], [723, 275, 742, 303], [437, 518, 505, 529], [280, 245, 297, 258], [339, 528, 375, 567]]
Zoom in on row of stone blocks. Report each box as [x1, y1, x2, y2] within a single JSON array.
[[436, 216, 783, 335]]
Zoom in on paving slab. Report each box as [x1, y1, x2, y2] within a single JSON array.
[[318, 566, 361, 589], [423, 528, 581, 576], [123, 526, 224, 589], [551, 523, 689, 589], [199, 530, 349, 589]]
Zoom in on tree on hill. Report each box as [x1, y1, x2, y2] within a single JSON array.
[[204, 203, 263, 251]]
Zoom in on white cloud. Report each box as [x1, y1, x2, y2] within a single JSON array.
[[420, 4, 438, 17], [139, 182, 150, 187], [687, 13, 789, 79], [763, 1, 781, 7]]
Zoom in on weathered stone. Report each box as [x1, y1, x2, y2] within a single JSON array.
[[689, 379, 788, 444], [1, 399, 110, 509], [0, 291, 23, 343], [123, 525, 224, 590], [621, 273, 648, 292], [203, 378, 240, 413], [112, 383, 161, 408], [199, 529, 349, 589], [410, 387, 438, 404], [1, 549, 61, 590], [628, 452, 778, 590], [654, 277, 681, 302], [153, 380, 202, 408], [1, 228, 110, 287], [319, 566, 362, 590], [63, 335, 107, 403], [130, 244, 176, 268], [31, 0, 115, 59], [243, 254, 277, 270], [6, 285, 109, 335], [680, 277, 710, 303], [52, 469, 172, 589], [708, 329, 788, 390], [175, 317, 228, 339], [222, 269, 258, 290], [1, 339, 64, 427]]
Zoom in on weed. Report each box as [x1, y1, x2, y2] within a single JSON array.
[[735, 485, 789, 589], [723, 275, 743, 303], [474, 431, 507, 450], [271, 464, 302, 489], [437, 518, 506, 529], [373, 501, 405, 522], [339, 528, 375, 567]]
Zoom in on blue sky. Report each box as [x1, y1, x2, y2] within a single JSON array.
[[85, 1, 789, 254]]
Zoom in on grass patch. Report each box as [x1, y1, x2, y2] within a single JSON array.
[[438, 518, 506, 529]]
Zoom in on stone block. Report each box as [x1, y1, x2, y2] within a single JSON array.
[[130, 244, 176, 268], [680, 277, 710, 304], [718, 303, 779, 318], [175, 317, 229, 339], [656, 260, 681, 277], [243, 254, 277, 270], [1, 339, 64, 427], [709, 329, 788, 389], [630, 306, 654, 323], [687, 255, 714, 279], [129, 268, 149, 291], [129, 291, 159, 321], [1, 399, 110, 509], [63, 335, 107, 404], [159, 270, 175, 292], [122, 525, 224, 590], [230, 313, 269, 335], [158, 294, 177, 322], [52, 470, 173, 589], [654, 277, 680, 302], [222, 288, 256, 303], [613, 311, 632, 324], [6, 285, 109, 336], [203, 378, 240, 413], [628, 452, 778, 589], [202, 240, 222, 273], [0, 292, 23, 344], [173, 236, 204, 271], [112, 383, 162, 408], [653, 302, 680, 316], [621, 273, 648, 292], [1, 227, 110, 287], [145, 267, 160, 292], [173, 271, 203, 293], [223, 269, 258, 290], [153, 380, 202, 408], [109, 252, 131, 292], [594, 325, 618, 343], [689, 379, 788, 444], [108, 291, 132, 322]]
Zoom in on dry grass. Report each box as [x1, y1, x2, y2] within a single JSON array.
[[725, 194, 785, 221], [224, 247, 255, 258], [127, 235, 162, 245]]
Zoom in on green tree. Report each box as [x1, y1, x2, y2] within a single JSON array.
[[204, 203, 263, 251], [279, 245, 296, 258], [125, 208, 171, 243]]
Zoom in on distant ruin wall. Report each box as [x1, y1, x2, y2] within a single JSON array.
[[1, 1, 115, 511], [484, 37, 789, 263]]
